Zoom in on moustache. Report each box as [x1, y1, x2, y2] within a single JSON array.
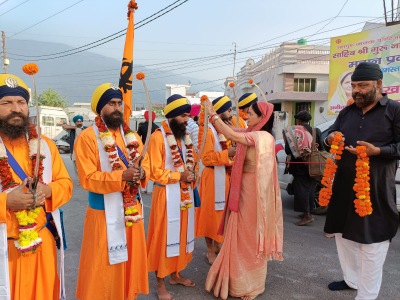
[[6, 112, 26, 120]]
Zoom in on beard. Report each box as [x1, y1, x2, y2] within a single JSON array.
[[220, 112, 232, 122], [103, 111, 123, 129], [76, 123, 83, 128], [169, 118, 187, 139], [0, 112, 29, 139], [352, 86, 377, 108]]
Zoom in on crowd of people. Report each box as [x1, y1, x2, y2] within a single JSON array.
[[0, 61, 398, 300]]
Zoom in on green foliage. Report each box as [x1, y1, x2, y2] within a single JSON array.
[[35, 88, 68, 108]]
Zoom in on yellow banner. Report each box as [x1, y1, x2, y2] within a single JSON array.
[[328, 24, 400, 115]]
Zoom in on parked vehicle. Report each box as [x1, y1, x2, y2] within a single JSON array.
[[29, 106, 69, 139], [53, 130, 70, 154], [276, 119, 400, 212]]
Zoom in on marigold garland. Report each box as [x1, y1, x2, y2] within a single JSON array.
[[318, 134, 373, 217], [0, 123, 45, 254], [161, 120, 194, 210], [353, 146, 372, 217], [197, 101, 232, 174], [95, 116, 143, 226], [318, 133, 344, 207]]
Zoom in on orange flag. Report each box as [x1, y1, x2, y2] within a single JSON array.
[[119, 1, 138, 124]]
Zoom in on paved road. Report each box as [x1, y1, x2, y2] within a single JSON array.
[[60, 155, 400, 300]]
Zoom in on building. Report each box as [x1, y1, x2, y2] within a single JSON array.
[[225, 40, 334, 138]]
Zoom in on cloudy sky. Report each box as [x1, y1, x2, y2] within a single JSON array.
[[0, 0, 393, 89]]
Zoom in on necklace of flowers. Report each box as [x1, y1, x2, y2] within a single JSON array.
[[95, 116, 143, 226], [318, 133, 344, 207], [318, 134, 373, 217], [161, 120, 195, 210], [198, 108, 233, 174], [353, 146, 372, 217], [0, 123, 45, 254]]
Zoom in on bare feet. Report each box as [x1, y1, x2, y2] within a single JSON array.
[[169, 273, 195, 287], [325, 233, 335, 238], [206, 251, 217, 265], [241, 296, 252, 300], [157, 283, 174, 300]]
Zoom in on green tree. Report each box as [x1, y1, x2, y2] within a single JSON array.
[[35, 88, 68, 108]]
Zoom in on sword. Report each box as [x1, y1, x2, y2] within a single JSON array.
[[22, 63, 41, 204]]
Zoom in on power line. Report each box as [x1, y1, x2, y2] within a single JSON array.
[[0, 0, 31, 17], [7, 0, 189, 59], [311, 0, 349, 35], [9, 1, 85, 38]]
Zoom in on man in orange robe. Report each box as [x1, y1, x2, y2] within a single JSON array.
[[0, 73, 73, 300], [147, 94, 197, 300], [195, 95, 235, 265], [75, 83, 150, 300]]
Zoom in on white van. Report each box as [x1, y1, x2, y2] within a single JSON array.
[[29, 106, 69, 139]]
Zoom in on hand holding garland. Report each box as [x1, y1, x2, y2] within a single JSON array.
[[345, 141, 381, 156], [326, 131, 381, 156]]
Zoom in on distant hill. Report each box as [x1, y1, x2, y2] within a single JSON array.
[[5, 39, 211, 106]]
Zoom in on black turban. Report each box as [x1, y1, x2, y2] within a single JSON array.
[[351, 62, 383, 81], [294, 110, 312, 122]]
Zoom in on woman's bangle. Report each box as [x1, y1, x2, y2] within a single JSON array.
[[323, 136, 331, 147]]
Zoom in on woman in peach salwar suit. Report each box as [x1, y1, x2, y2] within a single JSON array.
[[203, 99, 284, 300]]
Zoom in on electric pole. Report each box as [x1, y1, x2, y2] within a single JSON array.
[[2, 31, 9, 73]]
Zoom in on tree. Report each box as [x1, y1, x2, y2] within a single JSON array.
[[35, 88, 68, 108]]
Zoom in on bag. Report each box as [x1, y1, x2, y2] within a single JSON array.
[[306, 128, 331, 180], [282, 125, 312, 159]]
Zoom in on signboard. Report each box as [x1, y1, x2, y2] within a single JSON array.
[[328, 24, 400, 115]]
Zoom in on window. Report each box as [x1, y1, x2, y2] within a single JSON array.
[[42, 116, 54, 126], [294, 78, 316, 92], [56, 117, 68, 126]]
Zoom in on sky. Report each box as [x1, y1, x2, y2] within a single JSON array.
[[0, 0, 396, 93]]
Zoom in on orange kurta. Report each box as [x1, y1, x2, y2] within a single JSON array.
[[195, 128, 231, 243], [232, 116, 247, 129], [147, 129, 196, 278], [75, 126, 150, 300], [0, 134, 72, 300]]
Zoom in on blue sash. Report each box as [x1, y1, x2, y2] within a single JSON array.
[[5, 145, 67, 250], [88, 192, 105, 210], [116, 145, 129, 167]]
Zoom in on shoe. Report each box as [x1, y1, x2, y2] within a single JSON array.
[[298, 213, 305, 218], [328, 280, 353, 291], [311, 206, 328, 215], [295, 213, 314, 226]]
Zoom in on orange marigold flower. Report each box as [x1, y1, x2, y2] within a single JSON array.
[[248, 79, 253, 84], [229, 82, 235, 88], [200, 95, 209, 102], [136, 72, 145, 80], [22, 63, 39, 75]]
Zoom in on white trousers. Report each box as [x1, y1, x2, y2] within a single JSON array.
[[335, 233, 390, 300]]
